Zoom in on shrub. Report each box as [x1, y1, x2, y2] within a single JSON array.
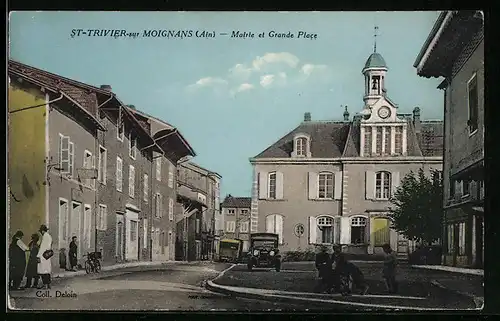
[[283, 250, 316, 262]]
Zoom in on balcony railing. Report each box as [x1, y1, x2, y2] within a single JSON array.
[[446, 181, 484, 208]]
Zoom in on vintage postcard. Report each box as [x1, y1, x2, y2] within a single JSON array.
[[7, 11, 484, 311]]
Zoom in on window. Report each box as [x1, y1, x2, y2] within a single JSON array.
[[97, 204, 107, 230], [462, 180, 470, 197], [117, 116, 124, 141], [318, 172, 334, 199], [317, 216, 333, 244], [265, 214, 284, 244], [168, 166, 174, 188], [268, 172, 277, 199], [130, 220, 138, 242], [240, 221, 249, 233], [84, 204, 92, 248], [350, 217, 367, 244], [156, 158, 161, 181], [458, 222, 466, 256], [364, 126, 372, 156], [296, 137, 307, 156], [82, 150, 94, 188], [375, 171, 391, 199], [116, 157, 123, 192], [241, 209, 249, 215], [155, 193, 162, 218], [467, 73, 479, 134], [59, 135, 75, 176], [384, 127, 391, 154], [58, 199, 69, 248], [143, 219, 148, 248], [376, 127, 383, 154], [129, 132, 137, 159], [449, 178, 455, 199], [129, 165, 135, 197], [168, 198, 174, 221], [161, 231, 165, 254], [98, 146, 107, 184], [394, 127, 403, 155], [294, 224, 305, 237], [447, 224, 454, 254], [228, 209, 235, 215], [226, 221, 235, 233], [143, 174, 148, 202]]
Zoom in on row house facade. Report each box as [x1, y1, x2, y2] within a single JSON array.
[[220, 196, 252, 252], [249, 50, 444, 258], [176, 162, 221, 261], [8, 60, 195, 272], [414, 10, 484, 268]]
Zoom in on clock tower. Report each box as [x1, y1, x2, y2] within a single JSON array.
[[362, 26, 388, 107]]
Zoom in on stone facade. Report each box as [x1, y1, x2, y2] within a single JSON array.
[[414, 11, 484, 268], [220, 196, 252, 252]]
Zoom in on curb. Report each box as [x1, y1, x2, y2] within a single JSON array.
[[430, 280, 484, 310], [205, 280, 463, 311]]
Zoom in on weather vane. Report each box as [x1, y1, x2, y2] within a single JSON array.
[[374, 25, 379, 53]]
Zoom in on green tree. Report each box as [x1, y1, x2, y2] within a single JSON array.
[[388, 168, 443, 245]]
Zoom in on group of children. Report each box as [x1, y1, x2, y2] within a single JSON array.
[[315, 243, 398, 295]]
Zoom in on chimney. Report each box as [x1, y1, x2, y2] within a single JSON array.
[[304, 112, 311, 122], [343, 105, 350, 121], [100, 84, 112, 92], [413, 107, 421, 133]]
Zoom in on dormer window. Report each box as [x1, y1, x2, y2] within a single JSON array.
[[296, 137, 307, 156], [292, 133, 311, 158]]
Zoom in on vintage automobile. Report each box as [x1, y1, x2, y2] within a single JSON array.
[[218, 238, 243, 263], [247, 233, 281, 271]]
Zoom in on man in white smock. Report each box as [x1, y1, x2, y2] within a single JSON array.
[[37, 224, 53, 289]]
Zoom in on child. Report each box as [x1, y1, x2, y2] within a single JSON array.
[[382, 243, 398, 293]]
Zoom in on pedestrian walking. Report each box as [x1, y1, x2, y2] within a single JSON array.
[[23, 233, 41, 288], [9, 231, 29, 290], [37, 224, 53, 289], [382, 243, 398, 293], [68, 236, 78, 271]]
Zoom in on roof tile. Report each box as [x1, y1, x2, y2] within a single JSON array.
[[221, 196, 252, 208]]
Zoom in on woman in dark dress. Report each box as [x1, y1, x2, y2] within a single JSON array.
[[9, 231, 28, 290], [68, 236, 78, 271], [23, 233, 41, 288]]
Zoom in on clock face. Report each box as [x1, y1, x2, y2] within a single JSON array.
[[378, 106, 391, 119]]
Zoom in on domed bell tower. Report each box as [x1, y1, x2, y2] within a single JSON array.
[[362, 26, 388, 107]]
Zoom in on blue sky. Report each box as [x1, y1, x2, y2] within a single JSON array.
[[9, 11, 443, 198]]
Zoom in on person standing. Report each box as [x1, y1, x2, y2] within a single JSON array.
[[9, 231, 29, 290], [314, 245, 333, 293], [23, 233, 41, 288], [68, 236, 78, 271], [37, 225, 53, 289], [382, 243, 398, 293]]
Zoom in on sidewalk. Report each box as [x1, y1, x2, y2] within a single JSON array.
[[410, 264, 483, 308], [53, 260, 217, 280], [411, 265, 484, 276]]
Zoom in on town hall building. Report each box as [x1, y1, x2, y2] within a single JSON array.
[[249, 49, 444, 259]]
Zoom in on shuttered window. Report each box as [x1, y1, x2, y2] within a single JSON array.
[[375, 171, 391, 199], [318, 172, 334, 199], [116, 157, 123, 192], [168, 198, 174, 221], [266, 214, 284, 244], [143, 174, 148, 201], [129, 165, 135, 197]]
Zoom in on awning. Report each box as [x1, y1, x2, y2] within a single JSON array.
[[154, 129, 196, 163], [177, 184, 207, 207]]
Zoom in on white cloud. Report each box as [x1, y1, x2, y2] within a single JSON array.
[[228, 64, 253, 81], [252, 52, 300, 71], [236, 83, 254, 92], [186, 77, 228, 93], [300, 63, 328, 77], [260, 72, 287, 88]]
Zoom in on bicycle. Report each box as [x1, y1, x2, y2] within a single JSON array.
[[84, 251, 102, 274]]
